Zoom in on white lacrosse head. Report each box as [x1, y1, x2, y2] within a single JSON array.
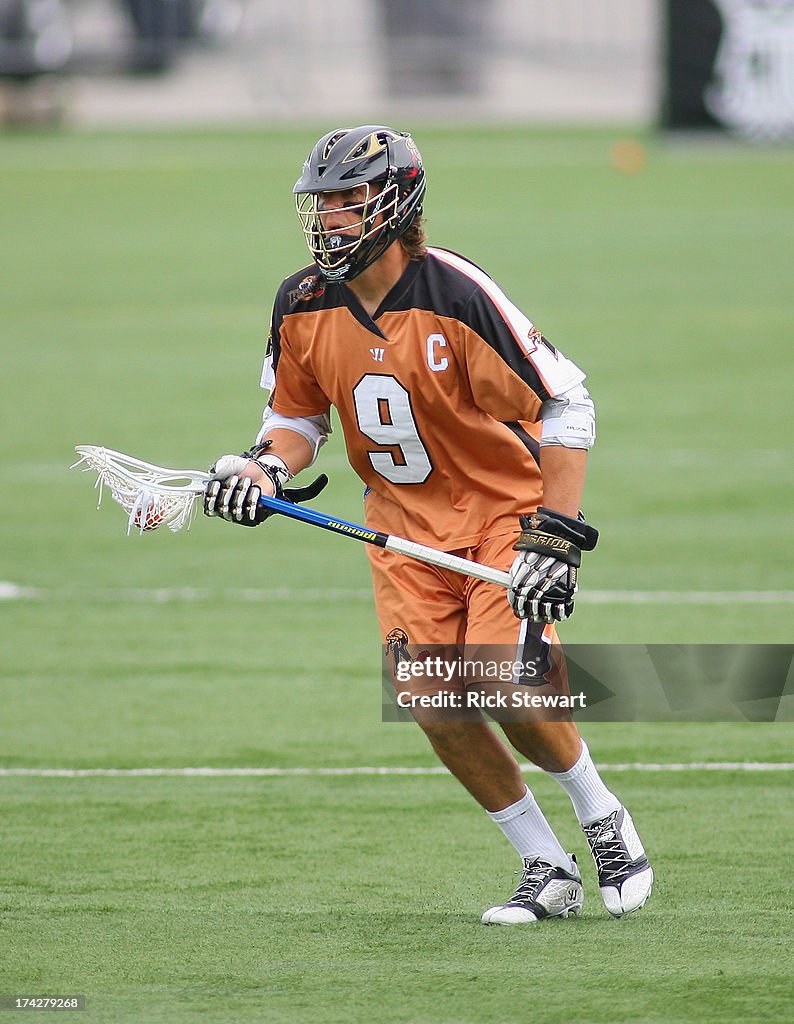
[[72, 445, 212, 534]]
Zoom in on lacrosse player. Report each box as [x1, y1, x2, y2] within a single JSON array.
[[205, 126, 653, 925]]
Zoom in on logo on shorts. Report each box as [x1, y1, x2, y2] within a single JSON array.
[[385, 628, 431, 674], [385, 628, 412, 672]]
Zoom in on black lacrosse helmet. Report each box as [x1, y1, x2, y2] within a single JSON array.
[[293, 125, 426, 283]]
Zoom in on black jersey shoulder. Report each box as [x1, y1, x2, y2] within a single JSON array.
[[384, 247, 484, 319], [270, 264, 354, 367], [391, 247, 552, 402], [273, 264, 337, 318]]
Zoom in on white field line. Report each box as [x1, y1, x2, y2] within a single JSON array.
[[1, 763, 792, 778], [2, 583, 794, 605]]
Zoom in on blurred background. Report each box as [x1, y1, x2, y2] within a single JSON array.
[[1, 0, 793, 137]]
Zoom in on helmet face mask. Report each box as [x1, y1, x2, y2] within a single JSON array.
[[295, 180, 400, 282], [293, 125, 425, 283]]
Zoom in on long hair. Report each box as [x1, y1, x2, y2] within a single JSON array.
[[400, 215, 427, 260]]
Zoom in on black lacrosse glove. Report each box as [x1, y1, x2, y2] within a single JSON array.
[[204, 441, 328, 526], [508, 507, 599, 622]]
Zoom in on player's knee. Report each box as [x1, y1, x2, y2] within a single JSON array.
[[417, 718, 481, 749]]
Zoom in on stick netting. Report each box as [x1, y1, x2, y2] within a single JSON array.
[[72, 446, 211, 534]]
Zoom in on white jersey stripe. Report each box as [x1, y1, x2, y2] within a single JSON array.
[[427, 247, 586, 397]]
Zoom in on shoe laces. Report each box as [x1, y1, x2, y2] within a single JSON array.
[[510, 858, 555, 904], [583, 813, 634, 885]]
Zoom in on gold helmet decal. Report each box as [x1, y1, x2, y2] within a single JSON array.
[[342, 130, 401, 165]]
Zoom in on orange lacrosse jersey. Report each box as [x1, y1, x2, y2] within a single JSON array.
[[265, 246, 587, 549]]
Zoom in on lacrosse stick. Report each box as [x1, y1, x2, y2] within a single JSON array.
[[72, 445, 511, 588]]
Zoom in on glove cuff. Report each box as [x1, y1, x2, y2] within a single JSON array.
[[250, 454, 293, 498], [240, 441, 293, 497], [513, 508, 599, 566], [517, 507, 599, 551]]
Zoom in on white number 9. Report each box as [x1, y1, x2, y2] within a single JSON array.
[[353, 374, 432, 484]]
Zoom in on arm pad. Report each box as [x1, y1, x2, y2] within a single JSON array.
[[256, 408, 331, 463], [540, 382, 596, 449]]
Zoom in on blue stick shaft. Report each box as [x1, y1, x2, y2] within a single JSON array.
[[256, 493, 510, 588], [257, 493, 388, 546]]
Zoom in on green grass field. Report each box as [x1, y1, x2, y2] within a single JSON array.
[[1, 128, 793, 1023]]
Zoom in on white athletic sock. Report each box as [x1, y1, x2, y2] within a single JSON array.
[[549, 740, 621, 826], [487, 786, 573, 872]]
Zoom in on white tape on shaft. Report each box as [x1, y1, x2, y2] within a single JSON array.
[[385, 537, 510, 587]]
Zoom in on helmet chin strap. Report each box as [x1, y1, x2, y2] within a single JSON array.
[[319, 214, 390, 281], [323, 226, 391, 282]]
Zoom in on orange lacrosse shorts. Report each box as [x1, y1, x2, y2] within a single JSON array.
[[368, 531, 563, 709]]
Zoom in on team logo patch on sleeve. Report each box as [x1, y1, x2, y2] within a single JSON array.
[[527, 324, 558, 357], [287, 275, 325, 305]]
